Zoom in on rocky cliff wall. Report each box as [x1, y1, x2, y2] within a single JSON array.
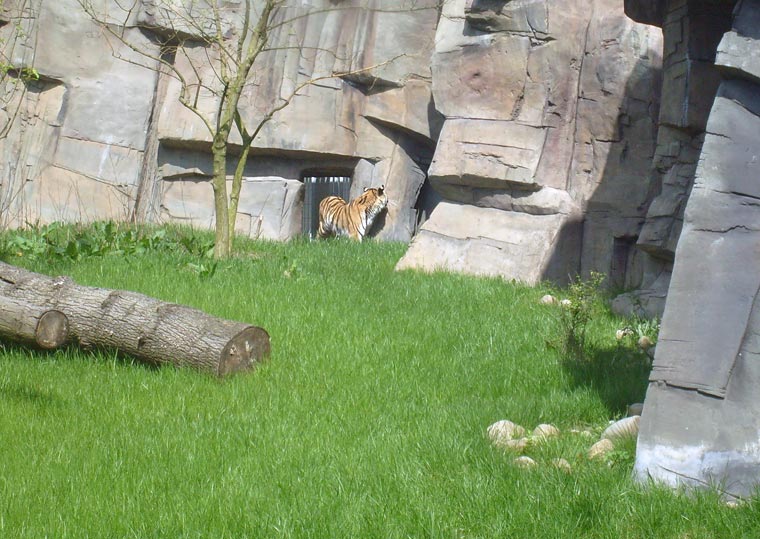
[[0, 0, 161, 227], [0, 0, 440, 243], [612, 0, 736, 317], [630, 0, 760, 499], [0, 0, 678, 299], [396, 0, 663, 288]]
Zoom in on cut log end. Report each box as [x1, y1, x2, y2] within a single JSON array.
[[35, 310, 69, 349], [218, 326, 271, 376]]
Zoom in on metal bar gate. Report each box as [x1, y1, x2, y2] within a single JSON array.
[[302, 176, 352, 238]]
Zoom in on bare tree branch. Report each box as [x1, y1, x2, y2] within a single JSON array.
[[77, 0, 423, 257]]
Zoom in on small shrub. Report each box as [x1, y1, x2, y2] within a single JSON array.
[[178, 232, 215, 258], [557, 271, 606, 360], [186, 261, 219, 279]]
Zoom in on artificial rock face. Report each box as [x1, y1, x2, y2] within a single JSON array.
[[613, 0, 736, 318], [0, 0, 160, 228], [632, 0, 760, 499], [0, 0, 440, 242], [0, 0, 665, 285], [396, 0, 663, 287]]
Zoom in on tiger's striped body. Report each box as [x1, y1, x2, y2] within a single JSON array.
[[317, 186, 388, 241]]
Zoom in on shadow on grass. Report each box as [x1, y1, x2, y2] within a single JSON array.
[[0, 340, 162, 373], [561, 344, 651, 417], [1, 381, 65, 410]]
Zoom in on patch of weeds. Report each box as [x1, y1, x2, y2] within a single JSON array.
[[614, 315, 660, 361], [636, 317, 660, 341], [2, 231, 49, 259], [186, 260, 219, 280], [282, 257, 301, 280], [556, 271, 606, 360], [0, 222, 217, 267], [0, 222, 60, 260], [602, 436, 637, 469], [178, 232, 216, 259]]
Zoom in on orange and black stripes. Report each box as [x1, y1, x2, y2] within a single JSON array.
[[317, 186, 388, 242]]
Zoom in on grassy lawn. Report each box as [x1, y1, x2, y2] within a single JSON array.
[[0, 230, 758, 538]]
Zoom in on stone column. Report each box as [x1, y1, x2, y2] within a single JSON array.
[[634, 0, 760, 499], [614, 0, 735, 318]]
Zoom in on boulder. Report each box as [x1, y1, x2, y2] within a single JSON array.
[[395, 201, 580, 284]]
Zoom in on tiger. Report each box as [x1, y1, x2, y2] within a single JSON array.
[[317, 186, 388, 241]]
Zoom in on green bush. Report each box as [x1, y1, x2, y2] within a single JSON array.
[[556, 271, 606, 360]]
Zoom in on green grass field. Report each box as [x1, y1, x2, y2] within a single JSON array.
[[1, 232, 758, 538]]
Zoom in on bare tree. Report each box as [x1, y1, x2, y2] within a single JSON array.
[[0, 0, 40, 140], [0, 0, 41, 228], [78, 0, 432, 258]]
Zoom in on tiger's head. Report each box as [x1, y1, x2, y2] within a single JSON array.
[[355, 185, 388, 219]]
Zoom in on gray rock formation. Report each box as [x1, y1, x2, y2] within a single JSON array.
[[632, 0, 760, 499], [0, 0, 160, 228], [0, 0, 440, 242], [396, 0, 663, 286], [0, 0, 663, 282], [614, 0, 736, 318]]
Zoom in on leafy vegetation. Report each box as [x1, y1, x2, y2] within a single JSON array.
[[0, 220, 214, 266], [553, 271, 607, 359], [0, 224, 756, 538]]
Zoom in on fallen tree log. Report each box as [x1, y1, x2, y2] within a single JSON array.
[[0, 296, 70, 349], [0, 261, 270, 376]]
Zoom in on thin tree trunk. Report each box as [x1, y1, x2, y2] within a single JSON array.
[[228, 143, 252, 242], [212, 132, 232, 259], [210, 0, 273, 258], [0, 262, 270, 376]]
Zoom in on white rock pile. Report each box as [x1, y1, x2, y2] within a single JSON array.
[[487, 412, 642, 469]]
